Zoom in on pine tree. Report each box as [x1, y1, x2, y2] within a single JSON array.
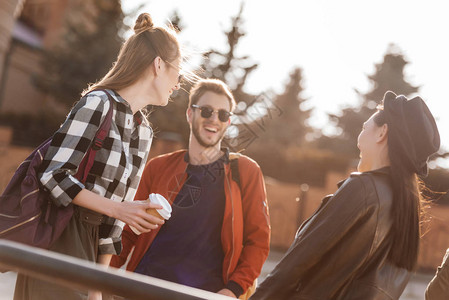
[[201, 3, 258, 109], [319, 45, 419, 158], [148, 5, 260, 146], [35, 0, 126, 107], [269, 68, 311, 146], [242, 68, 327, 184]]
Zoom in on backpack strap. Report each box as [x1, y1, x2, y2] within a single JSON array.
[[74, 89, 114, 183], [229, 152, 241, 190]]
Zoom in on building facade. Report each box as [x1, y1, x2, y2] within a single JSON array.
[[0, 0, 71, 115]]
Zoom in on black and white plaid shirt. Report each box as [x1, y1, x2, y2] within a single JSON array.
[[39, 89, 153, 255]]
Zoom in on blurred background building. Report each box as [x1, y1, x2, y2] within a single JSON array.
[[0, 0, 66, 115]]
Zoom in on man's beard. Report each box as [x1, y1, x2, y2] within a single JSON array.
[[192, 120, 225, 148]]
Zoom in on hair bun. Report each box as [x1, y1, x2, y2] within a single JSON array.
[[134, 13, 154, 33]]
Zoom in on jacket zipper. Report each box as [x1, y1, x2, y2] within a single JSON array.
[[0, 212, 41, 235], [20, 189, 39, 205], [0, 188, 40, 219]]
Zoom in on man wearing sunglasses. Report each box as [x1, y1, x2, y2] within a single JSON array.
[[111, 79, 270, 299]]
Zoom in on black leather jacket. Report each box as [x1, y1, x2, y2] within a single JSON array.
[[251, 168, 411, 300]]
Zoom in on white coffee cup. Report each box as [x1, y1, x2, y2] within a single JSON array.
[[130, 193, 171, 235], [146, 193, 171, 220]]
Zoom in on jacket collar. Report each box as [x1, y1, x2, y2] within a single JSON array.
[[337, 166, 391, 188]]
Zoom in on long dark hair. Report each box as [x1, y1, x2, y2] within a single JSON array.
[[374, 110, 422, 270]]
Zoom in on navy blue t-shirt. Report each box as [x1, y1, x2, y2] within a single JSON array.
[[135, 154, 227, 292]]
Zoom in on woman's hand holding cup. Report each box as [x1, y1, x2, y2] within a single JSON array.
[[129, 193, 172, 234]]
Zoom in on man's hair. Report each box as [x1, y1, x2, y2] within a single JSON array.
[[188, 79, 236, 111]]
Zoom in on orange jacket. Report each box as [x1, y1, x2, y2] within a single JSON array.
[[111, 150, 270, 293]]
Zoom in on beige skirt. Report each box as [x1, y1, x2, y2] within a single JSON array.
[[14, 206, 102, 300]]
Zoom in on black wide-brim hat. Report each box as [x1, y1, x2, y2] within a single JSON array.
[[382, 91, 440, 177]]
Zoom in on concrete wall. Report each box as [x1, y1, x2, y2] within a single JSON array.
[[0, 126, 32, 193], [0, 0, 71, 115], [418, 205, 449, 271], [265, 177, 302, 249], [266, 169, 351, 249], [0, 41, 46, 114], [0, 0, 24, 89]]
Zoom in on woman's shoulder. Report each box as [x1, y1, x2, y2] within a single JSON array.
[[332, 172, 378, 202], [71, 90, 113, 115], [345, 168, 390, 187], [316, 174, 377, 223], [83, 89, 113, 105], [336, 173, 366, 193], [343, 169, 393, 206]]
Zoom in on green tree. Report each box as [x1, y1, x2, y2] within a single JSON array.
[[201, 3, 258, 109], [242, 68, 343, 185], [148, 5, 259, 146], [318, 45, 419, 158], [35, 0, 126, 107], [266, 68, 311, 147]]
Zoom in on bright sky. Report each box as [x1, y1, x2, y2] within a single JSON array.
[[123, 0, 449, 167]]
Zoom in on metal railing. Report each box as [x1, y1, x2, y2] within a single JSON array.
[[0, 240, 232, 300]]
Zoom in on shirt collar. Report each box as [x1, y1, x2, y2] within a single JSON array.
[[107, 89, 127, 105], [109, 89, 149, 127]]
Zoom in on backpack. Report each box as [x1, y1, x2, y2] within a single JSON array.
[[0, 90, 113, 249]]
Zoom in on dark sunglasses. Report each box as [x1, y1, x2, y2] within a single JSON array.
[[191, 104, 233, 122]]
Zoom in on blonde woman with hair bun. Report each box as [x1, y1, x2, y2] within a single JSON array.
[[14, 13, 187, 300]]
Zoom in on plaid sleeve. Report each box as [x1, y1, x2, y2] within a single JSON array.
[[98, 220, 125, 255], [39, 93, 110, 206]]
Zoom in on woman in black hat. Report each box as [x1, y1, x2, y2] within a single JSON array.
[[251, 91, 440, 300]]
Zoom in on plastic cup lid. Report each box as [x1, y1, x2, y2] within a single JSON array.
[[149, 193, 172, 220]]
